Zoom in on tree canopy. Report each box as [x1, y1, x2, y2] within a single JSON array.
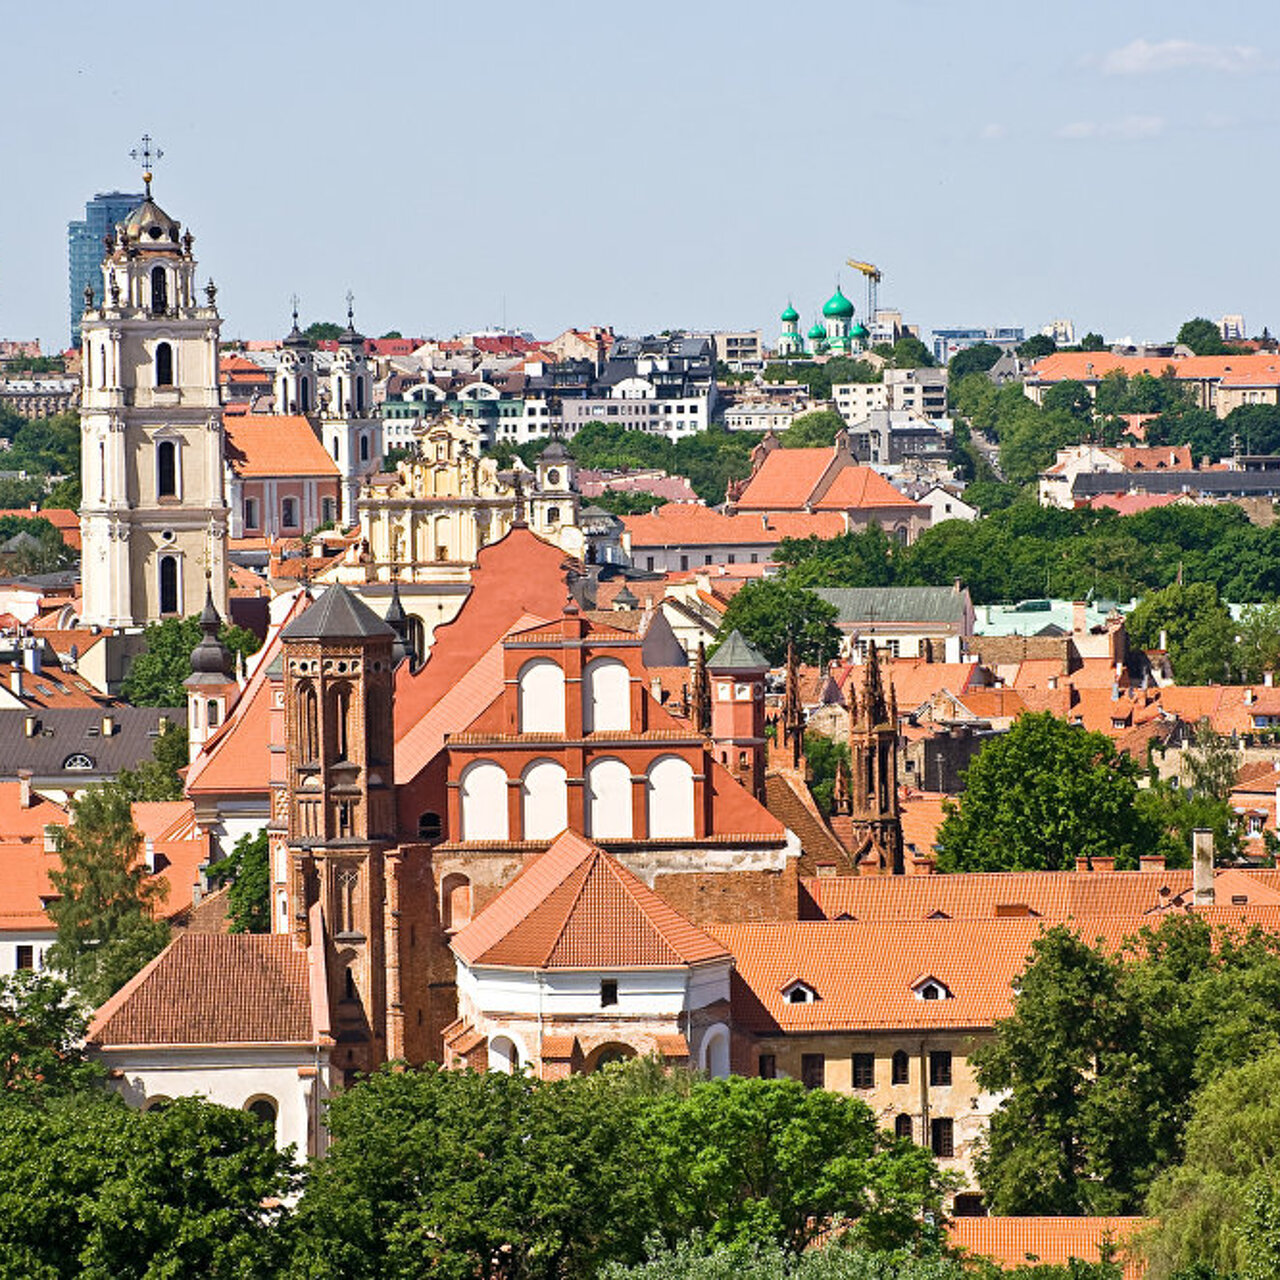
[[46, 784, 170, 1006], [207, 828, 270, 933], [1176, 317, 1231, 357], [715, 579, 842, 666], [948, 343, 1003, 381], [782, 410, 847, 449], [121, 611, 261, 707], [935, 712, 1159, 872]]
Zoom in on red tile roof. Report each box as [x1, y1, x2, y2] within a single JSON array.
[[947, 1217, 1146, 1276], [452, 830, 731, 969], [734, 448, 834, 508], [0, 507, 81, 551], [814, 465, 921, 510], [1031, 350, 1280, 386], [623, 504, 845, 548], [223, 414, 340, 479], [88, 932, 318, 1046]]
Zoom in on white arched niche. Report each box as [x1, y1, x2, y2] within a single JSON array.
[[701, 1024, 731, 1079], [647, 755, 695, 839], [583, 657, 630, 734], [488, 1035, 520, 1074], [522, 759, 568, 840], [460, 760, 509, 841], [586, 757, 633, 839], [518, 658, 565, 734]]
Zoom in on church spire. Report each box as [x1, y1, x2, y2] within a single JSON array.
[[692, 641, 711, 735]]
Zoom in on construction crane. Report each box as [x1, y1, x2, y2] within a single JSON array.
[[846, 259, 882, 324]]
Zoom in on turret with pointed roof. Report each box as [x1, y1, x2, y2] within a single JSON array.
[[184, 584, 240, 764]]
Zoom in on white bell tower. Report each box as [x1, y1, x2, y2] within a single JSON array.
[[274, 298, 316, 414], [320, 295, 383, 528], [79, 138, 228, 627]]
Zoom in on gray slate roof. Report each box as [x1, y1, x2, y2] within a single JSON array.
[[708, 629, 769, 672], [280, 584, 394, 641], [813, 586, 969, 628], [0, 707, 183, 785]]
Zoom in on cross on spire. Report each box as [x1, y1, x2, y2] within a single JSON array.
[[290, 293, 300, 328], [130, 133, 163, 197], [345, 289, 355, 328]]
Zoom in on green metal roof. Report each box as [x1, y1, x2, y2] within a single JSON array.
[[822, 287, 855, 319], [780, 304, 800, 323], [813, 586, 970, 629], [708, 629, 770, 672]]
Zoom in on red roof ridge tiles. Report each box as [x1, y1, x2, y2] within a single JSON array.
[[452, 829, 731, 970]]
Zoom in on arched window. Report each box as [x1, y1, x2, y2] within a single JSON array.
[[521, 759, 567, 840], [98, 344, 107, 389], [360, 433, 369, 462], [155, 341, 173, 387], [895, 1113, 913, 1141], [441, 872, 472, 931], [646, 755, 694, 839], [246, 1097, 277, 1131], [586, 757, 632, 839], [329, 685, 351, 761], [459, 760, 508, 841], [299, 375, 311, 413], [356, 377, 365, 413], [701, 1025, 730, 1079], [207, 699, 220, 728], [336, 377, 344, 411], [518, 658, 565, 734], [299, 682, 319, 763], [159, 554, 179, 615], [156, 440, 177, 497], [150, 265, 168, 313], [892, 1049, 910, 1085], [332, 437, 340, 460], [488, 1035, 519, 1074], [583, 658, 630, 734], [63, 753, 96, 771], [418, 811, 443, 843]]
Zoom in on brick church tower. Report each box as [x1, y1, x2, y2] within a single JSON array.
[[278, 585, 398, 1077], [841, 643, 904, 875], [707, 630, 770, 802]]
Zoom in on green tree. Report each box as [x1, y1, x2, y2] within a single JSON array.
[[716, 580, 841, 666], [0, 970, 101, 1101], [379, 329, 403, 340], [1080, 332, 1107, 351], [45, 785, 170, 1006], [207, 828, 270, 933], [935, 713, 1159, 872], [1126, 583, 1235, 685], [1176, 318, 1230, 357], [0, 1093, 292, 1277], [775, 525, 898, 589], [1236, 601, 1280, 681], [303, 320, 344, 342], [1041, 379, 1094, 421], [122, 612, 261, 707], [948, 344, 1003, 381], [1018, 334, 1057, 360], [782, 410, 847, 449], [116, 725, 189, 802], [886, 336, 934, 369], [592, 489, 665, 516]]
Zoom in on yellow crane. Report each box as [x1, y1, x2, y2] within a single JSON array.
[[846, 259, 882, 322]]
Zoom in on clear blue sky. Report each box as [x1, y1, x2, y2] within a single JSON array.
[[4, 2, 1278, 352]]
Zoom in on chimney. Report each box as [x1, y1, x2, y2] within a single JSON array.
[[22, 641, 39, 675], [1267, 671, 1275, 688], [101, 714, 115, 736], [1073, 601, 1087, 634], [1159, 628, 1168, 651], [17, 769, 32, 810], [1246, 688, 1256, 705], [1076, 856, 1091, 873], [1092, 856, 1116, 873], [1192, 829, 1215, 906], [1139, 854, 1166, 872], [8, 669, 21, 698], [144, 839, 157, 874], [23, 714, 37, 737]]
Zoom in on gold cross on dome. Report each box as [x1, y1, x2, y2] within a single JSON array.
[[130, 134, 163, 196]]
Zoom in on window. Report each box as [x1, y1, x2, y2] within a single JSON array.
[[63, 753, 95, 770], [243, 497, 258, 529], [895, 1113, 913, 1141], [600, 979, 618, 1007], [155, 341, 173, 387], [156, 439, 177, 497], [150, 265, 168, 313], [522, 759, 568, 840], [892, 1049, 909, 1085], [852, 1053, 875, 1089], [441, 873, 471, 931], [930, 1117, 954, 1158], [929, 1050, 952, 1087], [679, 555, 689, 571], [459, 761, 508, 841], [356, 377, 366, 413], [159, 554, 179, 615], [322, 498, 335, 524], [15, 945, 33, 971], [299, 374, 311, 413], [418, 811, 443, 843], [646, 755, 695, 839], [584, 658, 630, 734], [758, 1053, 777, 1079], [281, 497, 298, 529], [246, 1097, 277, 1131], [360, 433, 369, 462], [207, 699, 220, 728], [801, 1053, 825, 1090], [646, 556, 654, 571]]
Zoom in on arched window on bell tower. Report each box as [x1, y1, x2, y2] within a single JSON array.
[[300, 375, 311, 413], [298, 682, 319, 764], [150, 265, 168, 314], [329, 685, 352, 762], [155, 342, 173, 387]]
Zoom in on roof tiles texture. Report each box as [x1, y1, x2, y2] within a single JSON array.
[[947, 1217, 1146, 1277], [623, 504, 845, 548], [223, 414, 340, 479]]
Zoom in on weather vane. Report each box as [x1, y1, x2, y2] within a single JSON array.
[[130, 133, 163, 197]]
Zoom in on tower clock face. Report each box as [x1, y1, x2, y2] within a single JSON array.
[[547, 469, 560, 485]]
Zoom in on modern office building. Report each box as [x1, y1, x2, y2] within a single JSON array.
[[67, 191, 143, 347]]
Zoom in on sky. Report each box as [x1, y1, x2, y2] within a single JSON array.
[[3, 1, 1279, 353]]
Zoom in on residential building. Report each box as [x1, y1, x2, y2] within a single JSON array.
[[1221, 315, 1246, 342], [722, 400, 810, 433], [917, 485, 977, 524], [0, 376, 78, 419], [78, 179, 230, 627], [67, 190, 144, 347], [1038, 443, 1196, 509], [813, 586, 974, 660], [930, 326, 1024, 365], [709, 330, 763, 370], [1040, 319, 1076, 346]]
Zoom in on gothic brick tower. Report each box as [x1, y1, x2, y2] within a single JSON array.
[[707, 629, 769, 802], [844, 643, 904, 875], [278, 584, 397, 1077]]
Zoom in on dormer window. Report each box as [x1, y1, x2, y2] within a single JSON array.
[[913, 976, 952, 1001], [782, 980, 818, 1004]]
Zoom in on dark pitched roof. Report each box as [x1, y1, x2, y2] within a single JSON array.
[[708, 629, 769, 672], [0, 707, 182, 785], [813, 586, 970, 628], [280, 584, 394, 641]]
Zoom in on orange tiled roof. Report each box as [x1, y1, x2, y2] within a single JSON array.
[[0, 507, 81, 551], [1088, 493, 1184, 516], [223, 414, 340, 479], [734, 448, 833, 508], [1031, 350, 1280, 385], [451, 830, 731, 969], [813, 466, 922, 510], [623, 504, 845, 548], [88, 932, 317, 1047], [947, 1217, 1147, 1277]]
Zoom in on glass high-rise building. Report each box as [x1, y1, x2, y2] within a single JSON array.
[[67, 191, 143, 348]]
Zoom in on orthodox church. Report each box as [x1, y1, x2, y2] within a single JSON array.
[[775, 287, 869, 359]]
